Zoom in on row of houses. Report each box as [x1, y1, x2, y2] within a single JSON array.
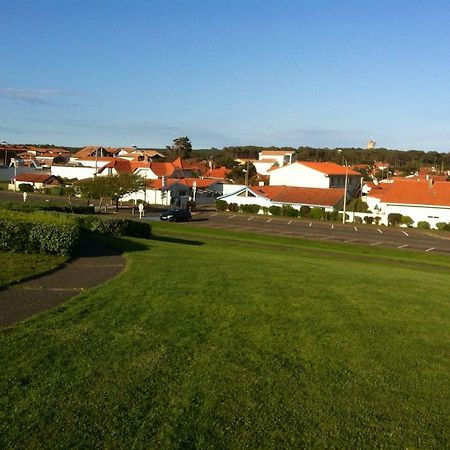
[[6, 145, 450, 229]]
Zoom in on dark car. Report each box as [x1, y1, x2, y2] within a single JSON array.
[[160, 209, 192, 222]]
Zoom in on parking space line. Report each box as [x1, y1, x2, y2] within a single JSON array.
[[247, 217, 254, 221], [354, 226, 358, 231], [210, 213, 218, 216], [377, 229, 383, 234], [344, 239, 357, 243], [370, 242, 382, 246], [402, 231, 409, 236], [266, 219, 272, 223], [288, 220, 292, 225], [228, 215, 235, 219], [425, 247, 435, 252], [398, 244, 408, 249]]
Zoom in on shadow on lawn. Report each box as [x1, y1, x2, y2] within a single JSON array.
[[151, 234, 205, 246]]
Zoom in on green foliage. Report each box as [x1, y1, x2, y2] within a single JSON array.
[[0, 211, 80, 256], [436, 222, 450, 231], [166, 136, 193, 160], [215, 200, 228, 211], [240, 204, 260, 214], [268, 205, 282, 216], [417, 221, 431, 230], [228, 203, 239, 212], [347, 198, 370, 212], [0, 201, 95, 214], [337, 213, 350, 222], [262, 206, 269, 215], [364, 216, 374, 224], [326, 210, 340, 221], [77, 216, 152, 239], [309, 207, 325, 220], [299, 205, 311, 218], [353, 216, 363, 224], [388, 213, 403, 226], [18, 184, 34, 193], [281, 204, 299, 218], [401, 216, 414, 227]]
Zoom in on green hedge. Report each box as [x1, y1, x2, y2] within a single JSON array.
[[78, 216, 152, 239], [0, 211, 80, 256], [240, 204, 260, 214], [0, 201, 95, 215]]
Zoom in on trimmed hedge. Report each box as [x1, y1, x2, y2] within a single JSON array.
[[215, 200, 228, 211], [240, 204, 260, 214], [78, 216, 152, 239], [0, 201, 95, 215], [0, 211, 80, 256]]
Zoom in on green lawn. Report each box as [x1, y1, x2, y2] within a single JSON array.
[[0, 252, 67, 288], [1, 223, 449, 448]]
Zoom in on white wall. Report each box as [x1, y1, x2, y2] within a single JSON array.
[[51, 165, 97, 180], [383, 203, 450, 228], [269, 164, 330, 188], [253, 160, 276, 176]]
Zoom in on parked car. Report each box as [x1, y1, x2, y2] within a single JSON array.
[[160, 209, 192, 222]]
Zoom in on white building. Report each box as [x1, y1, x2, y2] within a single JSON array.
[[269, 161, 362, 197], [218, 185, 345, 213], [365, 179, 450, 228], [252, 150, 296, 176]]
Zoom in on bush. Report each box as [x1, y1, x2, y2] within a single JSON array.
[[309, 207, 324, 220], [417, 221, 430, 230], [347, 198, 370, 213], [215, 200, 228, 211], [326, 210, 340, 221], [436, 222, 450, 231], [337, 213, 350, 222], [388, 213, 402, 226], [401, 216, 414, 227], [227, 203, 238, 212], [364, 216, 374, 224], [0, 201, 95, 215], [262, 207, 269, 215], [77, 216, 152, 239], [269, 205, 282, 216], [240, 204, 261, 214], [281, 204, 299, 218], [0, 211, 80, 256], [353, 216, 363, 224], [18, 184, 34, 193], [299, 206, 311, 218]]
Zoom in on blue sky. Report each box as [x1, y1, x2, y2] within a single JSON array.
[[1, 0, 450, 150]]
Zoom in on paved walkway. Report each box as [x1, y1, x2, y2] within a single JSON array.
[[0, 237, 126, 327]]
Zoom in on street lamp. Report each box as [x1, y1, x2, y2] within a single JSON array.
[[338, 150, 348, 224]]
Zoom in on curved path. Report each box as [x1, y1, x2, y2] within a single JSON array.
[[0, 237, 126, 327]]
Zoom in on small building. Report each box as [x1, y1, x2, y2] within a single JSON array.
[[11, 173, 61, 190]]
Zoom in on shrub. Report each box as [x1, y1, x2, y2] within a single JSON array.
[[262, 206, 269, 215], [269, 205, 282, 216], [436, 222, 450, 231], [347, 198, 370, 212], [326, 210, 340, 221], [388, 213, 402, 226], [401, 216, 414, 227], [77, 216, 152, 239], [374, 217, 381, 225], [299, 206, 311, 218], [417, 221, 430, 230], [0, 211, 80, 255], [309, 207, 324, 220], [18, 184, 34, 193], [240, 204, 261, 214], [353, 216, 363, 224], [0, 201, 95, 214], [364, 216, 374, 224], [281, 204, 299, 218], [228, 203, 239, 212], [215, 200, 228, 211], [337, 213, 350, 222]]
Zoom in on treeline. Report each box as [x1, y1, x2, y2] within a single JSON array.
[[192, 146, 450, 174]]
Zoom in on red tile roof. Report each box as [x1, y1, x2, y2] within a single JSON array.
[[148, 162, 177, 177], [205, 167, 231, 178], [15, 173, 59, 183], [370, 180, 450, 207], [298, 161, 361, 176], [248, 185, 345, 207]]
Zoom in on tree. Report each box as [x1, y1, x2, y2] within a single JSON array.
[[75, 174, 145, 211], [166, 136, 192, 160]]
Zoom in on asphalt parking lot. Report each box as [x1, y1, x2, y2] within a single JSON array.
[[184, 211, 450, 255]]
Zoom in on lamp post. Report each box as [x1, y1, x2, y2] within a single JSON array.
[[338, 150, 348, 224]]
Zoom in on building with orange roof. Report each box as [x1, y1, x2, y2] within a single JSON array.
[[365, 178, 450, 228], [218, 185, 345, 212], [269, 161, 362, 197]]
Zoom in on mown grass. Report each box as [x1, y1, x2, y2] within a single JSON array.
[[0, 252, 67, 288], [0, 224, 449, 448]]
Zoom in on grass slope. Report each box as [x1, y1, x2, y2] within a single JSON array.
[[1, 224, 449, 448]]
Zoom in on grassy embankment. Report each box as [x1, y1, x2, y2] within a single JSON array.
[[1, 222, 449, 448]]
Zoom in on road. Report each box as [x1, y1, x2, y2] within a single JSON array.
[[182, 211, 450, 255]]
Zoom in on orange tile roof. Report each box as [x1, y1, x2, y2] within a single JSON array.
[[371, 180, 450, 207], [149, 162, 177, 177], [248, 185, 345, 207], [298, 161, 361, 176], [205, 167, 230, 178], [15, 173, 58, 183]]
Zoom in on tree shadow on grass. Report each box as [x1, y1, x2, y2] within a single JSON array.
[[150, 235, 205, 246]]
